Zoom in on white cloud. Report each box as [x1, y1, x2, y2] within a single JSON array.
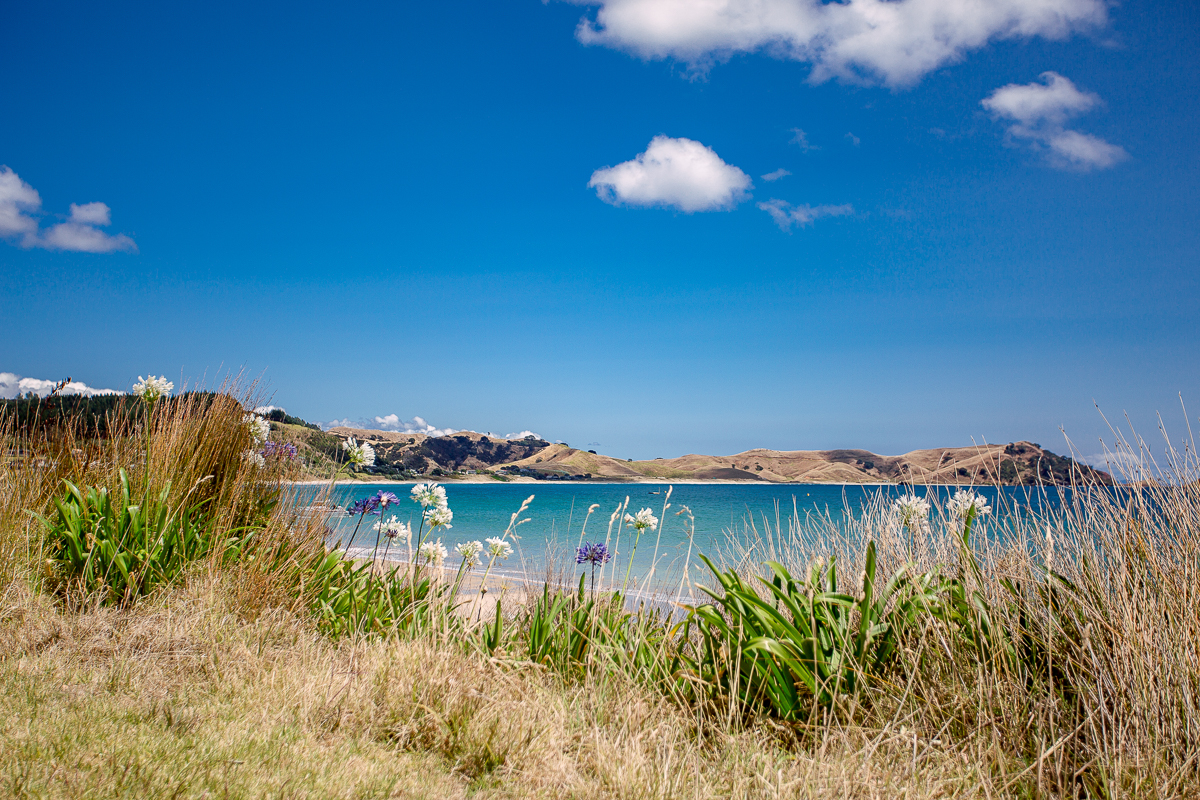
[[42, 202, 138, 253], [1082, 451, 1171, 483], [761, 168, 791, 182], [982, 72, 1127, 171], [0, 371, 121, 400], [758, 199, 853, 231], [322, 413, 458, 437], [374, 414, 458, 437], [0, 167, 137, 253], [0, 168, 41, 244], [1043, 129, 1127, 171], [588, 135, 752, 212], [506, 430, 544, 440], [254, 405, 285, 415], [981, 70, 1097, 126], [789, 128, 817, 151], [845, 132, 861, 146], [569, 0, 1107, 87]]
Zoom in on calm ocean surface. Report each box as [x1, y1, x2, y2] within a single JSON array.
[[321, 482, 1073, 591]]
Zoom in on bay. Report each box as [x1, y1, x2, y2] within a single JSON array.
[[322, 482, 1074, 592]]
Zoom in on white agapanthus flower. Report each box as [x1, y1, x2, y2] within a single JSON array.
[[455, 540, 483, 568], [342, 437, 376, 467], [245, 413, 271, 446], [624, 508, 659, 532], [893, 495, 931, 530], [132, 375, 174, 403], [419, 539, 447, 565], [947, 489, 992, 524], [411, 482, 448, 509], [425, 505, 453, 530], [374, 515, 410, 542], [485, 537, 513, 560], [243, 450, 266, 468]]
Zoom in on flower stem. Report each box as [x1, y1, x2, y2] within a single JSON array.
[[621, 525, 643, 599]]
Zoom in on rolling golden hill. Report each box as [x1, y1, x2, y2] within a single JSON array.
[[315, 427, 1107, 485]]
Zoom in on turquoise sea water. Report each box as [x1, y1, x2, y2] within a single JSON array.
[[322, 482, 1072, 591]]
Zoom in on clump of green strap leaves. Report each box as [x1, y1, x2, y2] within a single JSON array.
[[480, 573, 672, 681], [306, 553, 438, 637], [672, 508, 1088, 721], [37, 469, 248, 605], [676, 540, 933, 718]]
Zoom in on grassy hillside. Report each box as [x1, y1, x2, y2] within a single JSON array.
[[498, 439, 1110, 485], [234, 410, 1110, 485]]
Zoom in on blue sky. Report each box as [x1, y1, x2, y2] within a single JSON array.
[[2, 0, 1197, 461]]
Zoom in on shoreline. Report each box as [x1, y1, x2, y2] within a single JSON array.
[[288, 477, 901, 487], [340, 546, 699, 607], [284, 478, 1074, 489]]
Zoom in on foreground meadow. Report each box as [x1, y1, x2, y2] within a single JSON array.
[[1, 385, 1197, 798]]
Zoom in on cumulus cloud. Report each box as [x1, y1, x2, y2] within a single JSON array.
[[322, 413, 458, 437], [761, 168, 791, 182], [588, 135, 752, 212], [0, 168, 41, 244], [569, 0, 1107, 87], [0, 372, 121, 400], [374, 414, 458, 437], [0, 167, 137, 253], [506, 430, 544, 440], [757, 199, 853, 231], [42, 202, 138, 253], [982, 72, 1127, 171], [254, 405, 285, 415]]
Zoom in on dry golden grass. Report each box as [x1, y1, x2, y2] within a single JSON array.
[[0, 579, 1006, 799], [4, 390, 1200, 797], [713, 475, 1200, 797]]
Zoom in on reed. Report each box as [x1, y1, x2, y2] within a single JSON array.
[[2, 388, 1198, 797]]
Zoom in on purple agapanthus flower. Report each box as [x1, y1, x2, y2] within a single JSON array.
[[374, 490, 400, 509], [347, 496, 381, 517], [576, 542, 611, 566], [262, 441, 298, 460]]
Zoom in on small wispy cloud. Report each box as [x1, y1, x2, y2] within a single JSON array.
[[982, 72, 1127, 171], [1081, 451, 1181, 483], [0, 167, 137, 253], [758, 199, 853, 231], [760, 168, 791, 182], [845, 132, 861, 146], [0, 371, 121, 400], [789, 128, 818, 151], [588, 136, 752, 212]]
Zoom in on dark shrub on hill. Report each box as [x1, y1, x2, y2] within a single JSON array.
[[262, 408, 320, 430], [0, 392, 224, 436]]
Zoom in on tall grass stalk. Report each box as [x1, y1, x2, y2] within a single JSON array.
[[5, 388, 1200, 795]]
